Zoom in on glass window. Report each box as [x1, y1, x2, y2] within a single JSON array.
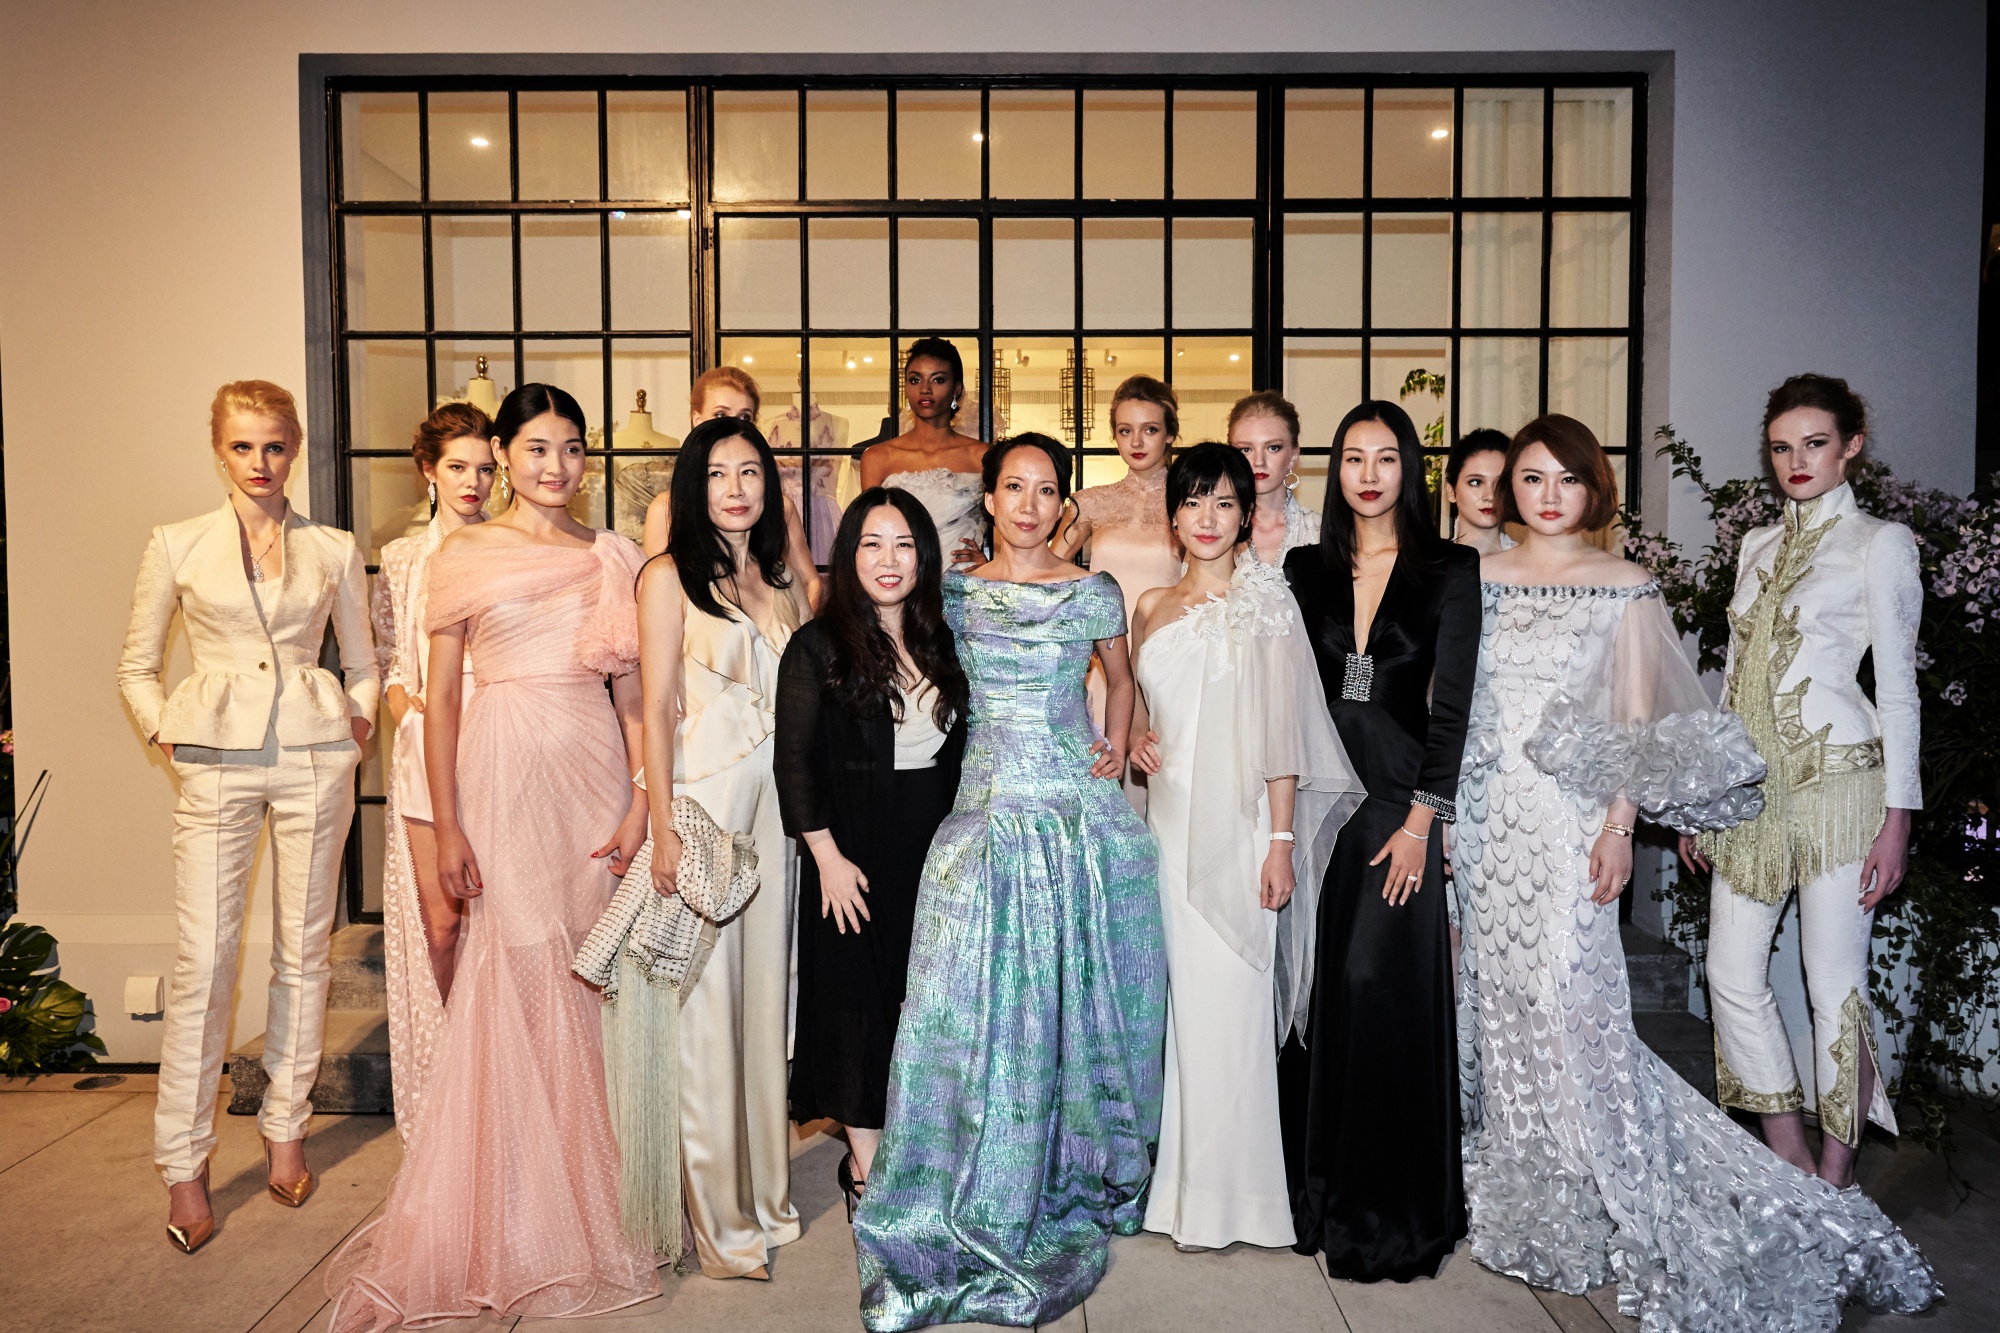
[[992, 218, 1075, 329], [609, 213, 691, 331], [1461, 212, 1542, 329], [1081, 339, 1167, 485], [1083, 90, 1164, 199], [343, 216, 425, 332], [718, 217, 801, 328], [895, 90, 982, 200], [430, 215, 513, 332], [989, 337, 1074, 443], [1371, 88, 1453, 198], [1083, 219, 1163, 328], [807, 218, 890, 329], [1370, 337, 1453, 447], [1370, 213, 1451, 328], [1282, 336, 1363, 509], [520, 214, 603, 331], [1173, 90, 1256, 199], [1284, 89, 1363, 198], [1460, 338, 1540, 438], [1549, 212, 1630, 327], [1548, 336, 1629, 447], [897, 218, 979, 330], [517, 91, 600, 201], [347, 340, 429, 453], [807, 90, 888, 200], [1283, 214, 1362, 329], [607, 91, 689, 201], [1462, 89, 1544, 197], [990, 89, 1076, 198], [1553, 88, 1633, 196], [427, 92, 510, 201], [1170, 336, 1253, 446], [1172, 219, 1253, 329], [713, 90, 798, 202], [341, 92, 419, 201]]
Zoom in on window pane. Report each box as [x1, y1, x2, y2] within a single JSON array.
[[1285, 89, 1363, 198], [899, 217, 979, 330], [428, 92, 510, 201], [431, 215, 513, 332], [341, 92, 419, 201], [610, 213, 690, 331], [991, 90, 1075, 199], [436, 341, 513, 418], [792, 340, 890, 558], [517, 91, 599, 201], [520, 340, 607, 525], [1283, 214, 1362, 328], [1553, 88, 1633, 196], [608, 338, 692, 543], [989, 337, 1074, 447], [993, 219, 1075, 329], [1174, 90, 1256, 199], [1083, 219, 1163, 328], [1548, 336, 1628, 447], [1083, 90, 1163, 199], [607, 91, 688, 201], [808, 217, 890, 329], [343, 216, 424, 332], [895, 90, 981, 200], [350, 454, 429, 566], [1080, 339, 1166, 487], [1282, 336, 1363, 511], [1173, 218, 1253, 328], [719, 217, 801, 328], [1169, 336, 1251, 448], [713, 90, 798, 202], [1371, 89, 1453, 198], [807, 90, 887, 200], [719, 336, 802, 426], [900, 334, 983, 438], [347, 340, 429, 454], [1460, 338, 1540, 439], [520, 214, 602, 331], [1549, 212, 1630, 327], [1463, 88, 1544, 197], [1371, 213, 1451, 328], [1461, 212, 1542, 329], [1370, 337, 1452, 451]]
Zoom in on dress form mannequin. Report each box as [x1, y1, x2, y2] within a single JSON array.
[[611, 390, 684, 542], [766, 392, 849, 562]]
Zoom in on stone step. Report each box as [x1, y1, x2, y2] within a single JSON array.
[[1622, 922, 1693, 1014], [329, 923, 386, 1008], [228, 1007, 394, 1115], [1634, 1009, 1717, 1103]]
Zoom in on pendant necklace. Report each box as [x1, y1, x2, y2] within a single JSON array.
[[249, 509, 286, 583]]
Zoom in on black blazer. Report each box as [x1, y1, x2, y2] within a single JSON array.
[[1284, 539, 1481, 813], [774, 618, 968, 861]]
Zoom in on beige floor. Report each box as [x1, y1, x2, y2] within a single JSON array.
[[0, 1073, 1990, 1333]]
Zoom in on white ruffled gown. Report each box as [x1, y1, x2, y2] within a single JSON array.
[[1455, 580, 1938, 1331]]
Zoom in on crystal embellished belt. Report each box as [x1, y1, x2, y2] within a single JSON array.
[[1341, 653, 1375, 702]]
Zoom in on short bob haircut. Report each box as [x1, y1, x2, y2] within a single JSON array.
[[1166, 443, 1257, 544], [1499, 414, 1619, 532], [211, 380, 303, 448]]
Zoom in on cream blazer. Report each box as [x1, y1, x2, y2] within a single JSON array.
[[119, 501, 381, 750]]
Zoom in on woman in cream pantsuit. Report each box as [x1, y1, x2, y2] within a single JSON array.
[[118, 381, 378, 1254], [1684, 374, 1921, 1192]]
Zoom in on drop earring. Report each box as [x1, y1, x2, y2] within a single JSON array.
[[497, 470, 510, 505], [427, 480, 438, 513], [1284, 470, 1300, 493]]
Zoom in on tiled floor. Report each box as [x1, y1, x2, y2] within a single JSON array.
[[0, 1074, 1990, 1332]]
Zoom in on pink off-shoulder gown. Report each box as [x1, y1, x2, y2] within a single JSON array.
[[327, 532, 660, 1330]]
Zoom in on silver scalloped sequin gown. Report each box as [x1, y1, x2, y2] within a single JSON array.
[[1456, 582, 1938, 1333]]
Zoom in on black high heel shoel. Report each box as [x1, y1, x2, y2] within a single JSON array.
[[838, 1152, 866, 1222]]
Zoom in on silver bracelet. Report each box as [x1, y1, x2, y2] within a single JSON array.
[[1396, 824, 1429, 842]]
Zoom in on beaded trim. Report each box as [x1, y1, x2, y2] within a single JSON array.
[[1411, 790, 1457, 822], [1480, 581, 1661, 601], [1341, 652, 1375, 701]]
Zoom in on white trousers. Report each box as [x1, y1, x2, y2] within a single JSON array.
[[1707, 858, 1897, 1145], [156, 732, 359, 1183]]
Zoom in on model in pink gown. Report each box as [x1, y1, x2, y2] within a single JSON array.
[[327, 532, 660, 1329]]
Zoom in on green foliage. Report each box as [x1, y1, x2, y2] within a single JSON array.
[[0, 921, 105, 1076], [1398, 367, 1449, 451], [1628, 428, 2000, 1151]]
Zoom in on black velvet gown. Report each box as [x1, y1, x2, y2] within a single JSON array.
[[1278, 539, 1478, 1281]]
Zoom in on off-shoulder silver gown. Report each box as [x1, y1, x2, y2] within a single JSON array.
[[1455, 581, 1938, 1333]]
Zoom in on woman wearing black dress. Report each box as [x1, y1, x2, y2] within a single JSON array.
[[776, 486, 969, 1212], [1278, 400, 1478, 1281]]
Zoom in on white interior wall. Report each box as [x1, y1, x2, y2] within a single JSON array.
[[0, 0, 1984, 1061]]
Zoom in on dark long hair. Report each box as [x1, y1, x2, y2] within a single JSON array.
[[665, 416, 792, 621], [821, 488, 969, 729], [1318, 399, 1444, 572]]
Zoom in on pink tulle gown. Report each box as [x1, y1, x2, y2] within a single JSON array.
[[327, 532, 660, 1330]]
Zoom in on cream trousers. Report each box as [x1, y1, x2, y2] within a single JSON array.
[[156, 731, 359, 1184], [1707, 858, 1898, 1146], [676, 737, 801, 1277]]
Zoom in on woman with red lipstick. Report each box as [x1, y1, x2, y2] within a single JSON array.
[[776, 487, 969, 1216], [1230, 391, 1321, 567], [1128, 443, 1363, 1252], [1444, 428, 1514, 555], [860, 339, 989, 569], [370, 402, 495, 1140], [1691, 375, 1922, 1191], [1455, 413, 1935, 1327], [1275, 400, 1477, 1281], [637, 415, 810, 1279]]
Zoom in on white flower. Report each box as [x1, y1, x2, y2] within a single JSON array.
[[1943, 680, 1969, 706]]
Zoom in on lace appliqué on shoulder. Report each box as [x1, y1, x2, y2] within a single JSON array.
[[1172, 558, 1298, 680]]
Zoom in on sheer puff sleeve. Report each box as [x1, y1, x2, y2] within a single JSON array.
[[1185, 558, 1367, 1040], [1523, 586, 1767, 833]]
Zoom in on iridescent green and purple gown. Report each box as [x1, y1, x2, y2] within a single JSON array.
[[854, 571, 1166, 1330]]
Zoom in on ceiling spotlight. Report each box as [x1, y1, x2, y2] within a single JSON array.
[[469, 135, 490, 148], [742, 355, 755, 364], [862, 355, 874, 363], [972, 132, 985, 142], [1430, 127, 1449, 140], [1103, 350, 1117, 366], [611, 210, 626, 219], [676, 208, 691, 219], [1228, 353, 1241, 362]]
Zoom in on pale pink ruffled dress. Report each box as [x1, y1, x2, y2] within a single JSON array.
[[328, 531, 660, 1329]]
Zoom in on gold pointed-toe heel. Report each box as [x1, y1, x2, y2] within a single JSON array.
[[166, 1161, 215, 1254], [264, 1137, 316, 1208]]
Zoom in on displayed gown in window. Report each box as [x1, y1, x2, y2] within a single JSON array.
[[854, 572, 1165, 1331], [766, 400, 848, 564], [1455, 579, 1939, 1331]]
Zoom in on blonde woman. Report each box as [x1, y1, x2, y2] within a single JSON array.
[[1228, 391, 1321, 566], [118, 381, 378, 1253]]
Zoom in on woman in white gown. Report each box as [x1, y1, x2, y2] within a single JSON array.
[[1458, 415, 1938, 1330], [1130, 444, 1363, 1251], [860, 339, 988, 567]]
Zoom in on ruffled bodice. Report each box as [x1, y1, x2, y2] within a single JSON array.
[[884, 468, 985, 555], [1244, 492, 1321, 568], [426, 532, 642, 686], [675, 577, 806, 785]]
